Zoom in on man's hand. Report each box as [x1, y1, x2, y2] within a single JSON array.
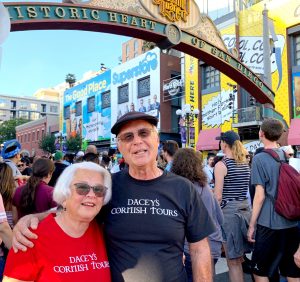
[[247, 225, 255, 243], [12, 215, 39, 253]]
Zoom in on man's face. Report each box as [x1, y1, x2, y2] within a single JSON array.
[[117, 120, 159, 170], [207, 157, 214, 167]]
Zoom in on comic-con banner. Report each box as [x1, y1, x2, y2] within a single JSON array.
[[63, 70, 111, 142]]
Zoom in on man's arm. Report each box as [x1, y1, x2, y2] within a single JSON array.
[[12, 209, 55, 252], [247, 184, 265, 243], [189, 238, 212, 282]]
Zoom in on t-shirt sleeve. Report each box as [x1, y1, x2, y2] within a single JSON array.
[[251, 156, 268, 186], [0, 195, 7, 223], [185, 184, 216, 243], [4, 246, 38, 280]]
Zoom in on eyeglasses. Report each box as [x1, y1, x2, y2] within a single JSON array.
[[117, 128, 155, 143], [73, 183, 107, 198], [18, 164, 24, 167]]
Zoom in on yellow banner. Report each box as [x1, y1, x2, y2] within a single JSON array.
[[184, 54, 199, 148]]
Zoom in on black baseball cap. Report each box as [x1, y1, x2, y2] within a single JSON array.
[[111, 111, 158, 136], [216, 130, 240, 146]]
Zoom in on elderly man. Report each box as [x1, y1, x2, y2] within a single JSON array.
[[11, 112, 214, 282], [103, 111, 215, 281]]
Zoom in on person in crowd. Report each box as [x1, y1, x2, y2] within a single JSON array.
[[63, 153, 73, 166], [85, 145, 98, 155], [0, 163, 16, 279], [203, 154, 215, 189], [0, 194, 12, 280], [151, 94, 160, 118], [247, 118, 300, 281], [83, 152, 100, 165], [214, 130, 252, 282], [13, 158, 56, 220], [12, 111, 215, 282], [1, 139, 29, 185], [4, 162, 112, 281], [129, 102, 135, 112], [100, 155, 111, 171], [48, 151, 68, 187], [138, 98, 146, 112], [171, 148, 224, 280], [161, 140, 179, 172], [20, 156, 32, 176], [280, 145, 294, 160]]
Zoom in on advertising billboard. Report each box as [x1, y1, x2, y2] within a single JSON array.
[[63, 70, 111, 142]]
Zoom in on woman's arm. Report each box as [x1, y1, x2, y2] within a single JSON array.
[[0, 221, 13, 249], [213, 161, 227, 205]]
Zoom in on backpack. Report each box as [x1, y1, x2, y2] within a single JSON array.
[[263, 149, 300, 220]]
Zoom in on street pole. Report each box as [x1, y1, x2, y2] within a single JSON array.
[[263, 4, 272, 88]]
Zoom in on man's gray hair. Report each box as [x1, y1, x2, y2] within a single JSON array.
[[53, 162, 112, 205]]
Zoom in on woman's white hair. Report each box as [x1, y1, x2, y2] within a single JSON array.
[[53, 162, 112, 205]]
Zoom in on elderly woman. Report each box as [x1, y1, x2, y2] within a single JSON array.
[[3, 162, 112, 282], [214, 131, 252, 282]]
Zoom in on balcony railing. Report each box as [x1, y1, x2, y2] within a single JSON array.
[[233, 106, 262, 127]]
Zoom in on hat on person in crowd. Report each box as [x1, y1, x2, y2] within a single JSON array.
[[216, 130, 240, 146], [1, 139, 21, 159], [280, 145, 294, 155], [111, 111, 158, 136], [54, 150, 64, 161], [76, 151, 84, 158]]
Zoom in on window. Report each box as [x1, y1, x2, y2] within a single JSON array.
[[50, 105, 58, 113], [125, 44, 130, 61], [42, 130, 44, 137], [37, 131, 39, 140], [30, 103, 38, 111], [0, 110, 6, 118], [41, 104, 46, 112], [295, 34, 300, 66], [88, 96, 95, 112], [28, 133, 30, 143], [30, 112, 40, 120], [134, 40, 139, 57], [75, 101, 82, 116], [118, 84, 129, 104], [64, 106, 70, 119], [202, 65, 220, 89], [102, 91, 111, 109], [10, 100, 16, 109], [24, 134, 27, 143], [18, 111, 29, 119], [32, 132, 35, 142], [137, 76, 150, 98]]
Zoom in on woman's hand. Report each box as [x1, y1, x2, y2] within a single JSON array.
[[12, 214, 39, 253]]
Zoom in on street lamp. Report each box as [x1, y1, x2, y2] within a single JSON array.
[[176, 104, 199, 148], [54, 131, 67, 151]]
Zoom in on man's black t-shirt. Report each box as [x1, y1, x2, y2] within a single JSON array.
[[103, 169, 215, 282]]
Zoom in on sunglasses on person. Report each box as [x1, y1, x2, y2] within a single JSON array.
[[73, 183, 107, 197], [117, 128, 155, 143], [18, 164, 24, 168]]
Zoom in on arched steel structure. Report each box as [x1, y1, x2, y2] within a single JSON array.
[[5, 2, 275, 107]]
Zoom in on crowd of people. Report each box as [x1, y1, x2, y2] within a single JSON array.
[[0, 111, 298, 282]]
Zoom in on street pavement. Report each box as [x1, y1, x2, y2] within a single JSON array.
[[215, 258, 253, 282]]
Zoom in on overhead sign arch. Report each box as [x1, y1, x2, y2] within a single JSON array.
[[4, 1, 275, 107]]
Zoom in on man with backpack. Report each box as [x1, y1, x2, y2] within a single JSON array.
[[247, 118, 300, 281]]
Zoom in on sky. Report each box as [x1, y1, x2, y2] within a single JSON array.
[[0, 0, 228, 97]]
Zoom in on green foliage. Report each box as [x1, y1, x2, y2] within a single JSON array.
[[66, 133, 82, 153], [0, 118, 30, 144], [38, 134, 56, 154]]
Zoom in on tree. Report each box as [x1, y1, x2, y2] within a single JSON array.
[[66, 133, 82, 153], [0, 118, 29, 144], [65, 73, 76, 87], [38, 134, 56, 154]]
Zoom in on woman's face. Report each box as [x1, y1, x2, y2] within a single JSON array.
[[65, 168, 105, 223]]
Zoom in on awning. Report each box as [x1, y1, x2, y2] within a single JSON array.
[[288, 119, 300, 145], [196, 128, 221, 151]]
